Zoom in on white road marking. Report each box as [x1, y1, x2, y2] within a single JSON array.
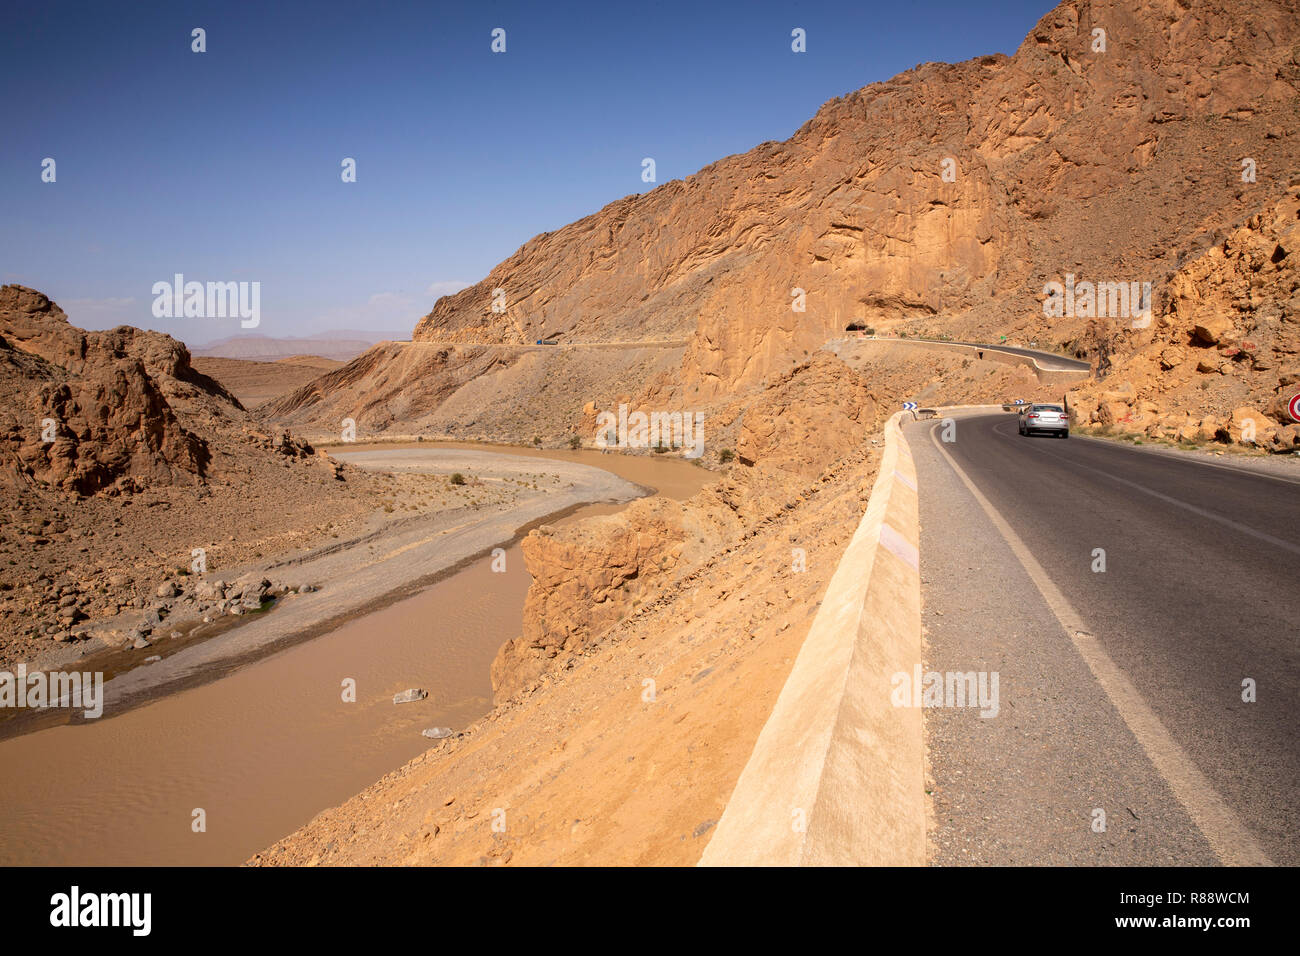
[[1010, 427, 1300, 557], [927, 423, 1273, 866], [1072, 434, 1300, 488]]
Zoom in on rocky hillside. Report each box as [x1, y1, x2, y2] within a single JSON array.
[[415, 0, 1300, 375], [266, 0, 1300, 441], [0, 285, 233, 495], [0, 286, 384, 664], [1068, 186, 1300, 449], [491, 353, 883, 700]]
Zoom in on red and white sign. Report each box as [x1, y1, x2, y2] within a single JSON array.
[[1288, 392, 1300, 423]]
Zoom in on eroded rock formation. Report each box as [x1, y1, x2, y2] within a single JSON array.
[[1068, 187, 1300, 450]]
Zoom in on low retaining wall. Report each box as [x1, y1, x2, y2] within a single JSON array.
[[828, 337, 1091, 386], [699, 411, 924, 866]]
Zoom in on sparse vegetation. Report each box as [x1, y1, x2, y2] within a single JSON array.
[[450, 472, 466, 486], [719, 448, 735, 463]]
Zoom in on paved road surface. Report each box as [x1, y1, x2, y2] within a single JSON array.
[[908, 411, 1298, 865], [947, 340, 1091, 372], [829, 336, 1092, 374]]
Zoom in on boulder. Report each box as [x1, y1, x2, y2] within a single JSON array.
[[1098, 400, 1132, 425], [195, 579, 224, 601], [1191, 313, 1234, 344], [1229, 406, 1277, 444], [1159, 346, 1184, 370], [1270, 424, 1300, 452]]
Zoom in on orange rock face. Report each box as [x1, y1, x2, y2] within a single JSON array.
[[1068, 187, 1300, 450], [392, 0, 1300, 409], [261, 0, 1300, 453], [1, 285, 221, 495]]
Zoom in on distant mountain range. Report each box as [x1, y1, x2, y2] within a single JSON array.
[[191, 330, 409, 362]]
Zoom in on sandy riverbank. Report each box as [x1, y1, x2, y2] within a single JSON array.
[[4, 449, 645, 731]]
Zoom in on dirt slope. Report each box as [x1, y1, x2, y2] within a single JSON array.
[[254, 355, 887, 865]]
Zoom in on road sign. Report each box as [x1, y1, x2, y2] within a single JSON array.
[[1288, 393, 1300, 422], [902, 402, 918, 411], [1013, 399, 1025, 405]]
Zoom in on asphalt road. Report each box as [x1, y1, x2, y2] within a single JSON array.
[[948, 340, 1092, 372], [835, 336, 1092, 373], [908, 411, 1298, 865]]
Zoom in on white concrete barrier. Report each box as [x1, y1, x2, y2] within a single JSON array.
[[699, 411, 924, 866]]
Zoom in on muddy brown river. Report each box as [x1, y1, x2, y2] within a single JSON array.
[[0, 445, 711, 866]]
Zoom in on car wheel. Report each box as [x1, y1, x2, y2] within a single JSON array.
[[1062, 431, 1069, 439]]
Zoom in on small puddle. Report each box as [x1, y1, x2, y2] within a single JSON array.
[[0, 446, 712, 865]]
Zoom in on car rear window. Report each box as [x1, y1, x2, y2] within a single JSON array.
[[1034, 405, 1064, 412]]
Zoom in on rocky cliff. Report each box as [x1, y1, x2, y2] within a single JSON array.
[[0, 285, 229, 495], [268, 0, 1300, 441], [1068, 186, 1300, 448]]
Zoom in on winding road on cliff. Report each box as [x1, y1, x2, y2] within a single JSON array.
[[906, 410, 1299, 866]]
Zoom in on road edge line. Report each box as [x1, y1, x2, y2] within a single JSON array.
[[927, 422, 1273, 866]]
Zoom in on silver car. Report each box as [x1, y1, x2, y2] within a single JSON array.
[[1018, 403, 1069, 438]]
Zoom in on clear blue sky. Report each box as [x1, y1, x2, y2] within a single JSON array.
[[1, 0, 1052, 346]]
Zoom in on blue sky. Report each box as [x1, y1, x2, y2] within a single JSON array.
[[1, 0, 1052, 346]]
